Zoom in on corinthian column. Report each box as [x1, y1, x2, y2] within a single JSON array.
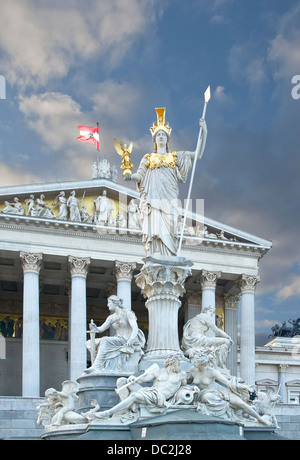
[[238, 274, 260, 385], [136, 256, 193, 363], [199, 270, 221, 312], [68, 256, 90, 380], [224, 294, 240, 376], [115, 261, 136, 310], [20, 252, 43, 397]]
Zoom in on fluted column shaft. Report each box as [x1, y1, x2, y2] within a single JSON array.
[[68, 256, 90, 380], [115, 261, 136, 310], [20, 252, 42, 397], [224, 294, 240, 377], [238, 274, 260, 385]]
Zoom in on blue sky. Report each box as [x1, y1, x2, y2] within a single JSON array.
[[0, 0, 300, 344]]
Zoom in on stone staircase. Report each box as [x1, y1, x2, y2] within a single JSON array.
[[0, 397, 45, 440]]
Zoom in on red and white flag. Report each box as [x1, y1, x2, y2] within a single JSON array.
[[76, 125, 99, 149]]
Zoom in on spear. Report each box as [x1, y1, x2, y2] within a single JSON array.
[[177, 86, 211, 256]]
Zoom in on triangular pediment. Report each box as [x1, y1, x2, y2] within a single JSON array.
[[286, 380, 300, 387], [255, 378, 278, 387]]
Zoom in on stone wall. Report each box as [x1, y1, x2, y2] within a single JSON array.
[[275, 404, 300, 440]]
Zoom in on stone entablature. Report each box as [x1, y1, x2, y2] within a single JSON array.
[[0, 178, 272, 256]]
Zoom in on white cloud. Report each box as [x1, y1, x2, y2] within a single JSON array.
[[276, 275, 300, 301], [0, 160, 40, 186], [267, 4, 300, 79], [0, 0, 164, 89], [214, 85, 230, 103], [91, 80, 141, 122], [228, 44, 267, 86], [18, 92, 82, 151]]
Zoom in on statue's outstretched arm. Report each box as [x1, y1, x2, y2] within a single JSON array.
[[193, 118, 207, 161]]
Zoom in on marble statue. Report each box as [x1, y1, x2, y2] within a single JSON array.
[[181, 305, 233, 373], [52, 191, 68, 220], [127, 199, 141, 233], [35, 194, 54, 218], [124, 108, 207, 256], [84, 353, 191, 422], [25, 195, 36, 216], [2, 201, 16, 214], [67, 190, 85, 222], [93, 190, 114, 225], [80, 205, 92, 223], [252, 388, 281, 429], [91, 159, 118, 181], [2, 198, 25, 215], [92, 162, 98, 179], [188, 352, 274, 427], [85, 295, 145, 374], [98, 159, 111, 179], [12, 198, 25, 215], [37, 381, 88, 427]]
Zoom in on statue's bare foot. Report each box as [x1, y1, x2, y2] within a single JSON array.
[[92, 410, 110, 420]]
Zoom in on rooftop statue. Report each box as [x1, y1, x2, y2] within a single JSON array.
[[122, 108, 207, 256], [269, 317, 300, 338]]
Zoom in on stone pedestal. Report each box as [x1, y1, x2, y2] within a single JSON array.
[[76, 373, 131, 413], [135, 255, 193, 363]]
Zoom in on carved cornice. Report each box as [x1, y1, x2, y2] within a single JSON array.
[[237, 274, 260, 294], [68, 256, 90, 278], [0, 214, 271, 258], [20, 252, 43, 274], [115, 261, 136, 282], [198, 270, 221, 290]]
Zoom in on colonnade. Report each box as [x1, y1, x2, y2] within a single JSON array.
[[19, 252, 259, 397]]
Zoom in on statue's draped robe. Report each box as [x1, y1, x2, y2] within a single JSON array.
[[136, 151, 192, 256]]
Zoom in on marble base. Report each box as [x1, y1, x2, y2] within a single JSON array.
[[76, 372, 132, 413], [42, 409, 276, 440]]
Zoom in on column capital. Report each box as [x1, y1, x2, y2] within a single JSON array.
[[198, 270, 221, 289], [20, 252, 42, 274], [68, 256, 90, 278], [279, 364, 289, 373], [224, 293, 241, 310], [237, 274, 260, 294], [115, 261, 136, 282]]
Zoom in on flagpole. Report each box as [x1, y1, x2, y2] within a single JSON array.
[[177, 86, 211, 257], [96, 122, 100, 165]]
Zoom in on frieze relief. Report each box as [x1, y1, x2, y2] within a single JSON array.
[[0, 193, 261, 250]]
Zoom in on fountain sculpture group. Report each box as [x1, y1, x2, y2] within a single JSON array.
[[37, 108, 280, 440]]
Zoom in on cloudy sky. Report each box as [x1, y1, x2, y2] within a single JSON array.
[[0, 0, 300, 344]]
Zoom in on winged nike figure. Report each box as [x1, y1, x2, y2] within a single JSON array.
[[113, 138, 134, 177]]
